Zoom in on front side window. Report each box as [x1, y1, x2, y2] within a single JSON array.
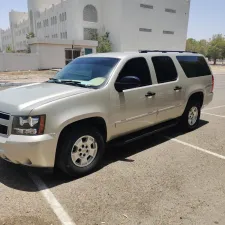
[[117, 57, 152, 86], [176, 56, 211, 78], [54, 57, 120, 88], [152, 56, 178, 83]]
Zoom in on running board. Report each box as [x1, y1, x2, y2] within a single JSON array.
[[109, 119, 179, 146]]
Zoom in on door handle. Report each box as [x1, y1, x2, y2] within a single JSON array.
[[174, 86, 182, 91], [145, 92, 156, 97]]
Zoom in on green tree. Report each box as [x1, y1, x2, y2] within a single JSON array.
[[198, 39, 208, 56], [207, 34, 225, 64], [186, 38, 199, 52], [90, 31, 112, 53], [186, 38, 208, 55], [26, 32, 35, 39]]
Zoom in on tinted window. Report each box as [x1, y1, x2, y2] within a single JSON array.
[[55, 57, 120, 87], [152, 56, 178, 83], [177, 56, 211, 78], [117, 57, 152, 86]]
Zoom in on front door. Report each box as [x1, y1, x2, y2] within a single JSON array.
[[151, 56, 184, 123], [110, 57, 157, 137]]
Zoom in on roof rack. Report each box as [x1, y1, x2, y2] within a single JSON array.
[[139, 50, 198, 54]]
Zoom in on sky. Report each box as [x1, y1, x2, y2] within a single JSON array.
[[0, 0, 224, 40]]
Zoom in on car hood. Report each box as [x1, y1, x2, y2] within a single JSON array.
[[0, 82, 93, 115]]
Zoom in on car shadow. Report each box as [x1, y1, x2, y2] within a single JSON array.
[[0, 120, 209, 192]]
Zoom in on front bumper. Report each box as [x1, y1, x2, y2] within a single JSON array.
[[0, 134, 57, 168]]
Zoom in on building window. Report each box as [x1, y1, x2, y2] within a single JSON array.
[[163, 30, 174, 35], [84, 28, 97, 40], [139, 28, 152, 32], [83, 5, 98, 22], [165, 8, 176, 13], [64, 12, 67, 21], [140, 4, 153, 9]]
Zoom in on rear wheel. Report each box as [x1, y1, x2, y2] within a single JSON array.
[[179, 101, 201, 131], [56, 126, 105, 177]]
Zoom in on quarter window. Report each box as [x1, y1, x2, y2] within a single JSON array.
[[117, 58, 152, 87], [176, 56, 211, 78], [152, 56, 178, 83]]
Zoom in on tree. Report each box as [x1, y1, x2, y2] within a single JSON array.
[[26, 32, 35, 39], [198, 39, 208, 56], [186, 38, 208, 55], [186, 38, 199, 52], [90, 30, 112, 53], [207, 34, 225, 64]]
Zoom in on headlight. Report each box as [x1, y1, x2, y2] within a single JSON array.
[[12, 115, 46, 135]]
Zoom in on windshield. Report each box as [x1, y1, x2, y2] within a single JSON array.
[[54, 57, 120, 88]]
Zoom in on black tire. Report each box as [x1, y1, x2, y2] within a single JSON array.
[[179, 100, 201, 132], [56, 126, 105, 177]]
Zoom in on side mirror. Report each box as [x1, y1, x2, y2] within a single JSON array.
[[115, 76, 141, 92]]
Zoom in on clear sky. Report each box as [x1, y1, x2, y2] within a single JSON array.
[[0, 0, 224, 40]]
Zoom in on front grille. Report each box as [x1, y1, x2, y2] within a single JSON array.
[[0, 125, 8, 135], [0, 112, 10, 120]]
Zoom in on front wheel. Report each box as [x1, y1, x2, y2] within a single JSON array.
[[179, 101, 201, 131], [56, 126, 105, 177]]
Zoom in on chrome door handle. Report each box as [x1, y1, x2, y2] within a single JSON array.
[[174, 86, 182, 91], [145, 92, 156, 97]]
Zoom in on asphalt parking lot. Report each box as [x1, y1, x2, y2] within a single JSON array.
[[1, 75, 225, 225]]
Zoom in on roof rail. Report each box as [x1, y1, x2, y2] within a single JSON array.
[[139, 50, 198, 54]]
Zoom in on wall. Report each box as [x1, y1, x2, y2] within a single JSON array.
[[36, 44, 68, 69], [120, 0, 190, 51], [102, 0, 122, 51], [0, 53, 39, 71], [29, 38, 98, 69], [14, 19, 30, 51], [35, 1, 69, 40], [1, 29, 13, 51]]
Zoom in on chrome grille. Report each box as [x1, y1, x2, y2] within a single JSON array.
[[0, 112, 11, 136]]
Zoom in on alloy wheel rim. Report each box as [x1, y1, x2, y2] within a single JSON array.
[[188, 106, 199, 126], [71, 135, 98, 167]]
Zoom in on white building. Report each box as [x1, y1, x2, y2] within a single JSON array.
[[0, 0, 190, 69]]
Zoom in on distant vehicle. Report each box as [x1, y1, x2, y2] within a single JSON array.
[[0, 51, 214, 176]]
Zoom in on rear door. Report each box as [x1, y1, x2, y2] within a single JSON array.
[[151, 56, 185, 123], [176, 55, 213, 106]]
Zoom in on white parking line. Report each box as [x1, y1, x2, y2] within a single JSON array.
[[202, 112, 225, 118], [28, 172, 76, 225], [203, 105, 225, 111], [164, 136, 225, 160]]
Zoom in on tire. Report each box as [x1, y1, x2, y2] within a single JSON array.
[[56, 126, 105, 177], [179, 100, 201, 132]]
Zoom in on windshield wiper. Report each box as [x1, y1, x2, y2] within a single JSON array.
[[48, 78, 61, 83], [62, 80, 93, 88], [49, 79, 93, 88]]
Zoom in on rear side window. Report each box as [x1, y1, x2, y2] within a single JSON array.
[[152, 56, 178, 83], [176, 56, 211, 78], [117, 57, 152, 86]]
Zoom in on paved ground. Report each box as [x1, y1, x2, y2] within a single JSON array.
[[1, 75, 225, 225]]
